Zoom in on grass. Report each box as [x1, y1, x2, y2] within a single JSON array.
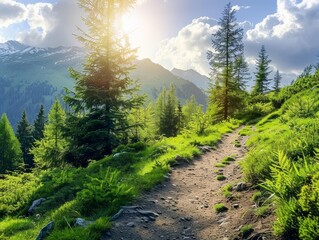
[[0, 120, 240, 239], [215, 163, 226, 167], [238, 126, 254, 136], [216, 175, 226, 181], [214, 203, 228, 213], [221, 183, 233, 198], [240, 224, 253, 238], [233, 139, 241, 147], [256, 206, 271, 218], [221, 156, 236, 165]]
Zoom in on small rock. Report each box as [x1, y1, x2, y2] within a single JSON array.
[[236, 182, 248, 192], [182, 227, 192, 236], [233, 204, 239, 209], [127, 222, 135, 227]]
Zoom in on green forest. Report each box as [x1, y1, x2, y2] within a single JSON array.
[[1, 1, 319, 239]]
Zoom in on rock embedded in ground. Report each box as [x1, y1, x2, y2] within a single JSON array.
[[236, 182, 248, 192], [28, 198, 46, 213]]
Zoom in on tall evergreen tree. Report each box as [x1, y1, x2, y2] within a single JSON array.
[[16, 111, 34, 168], [273, 70, 282, 93], [31, 101, 67, 168], [0, 114, 23, 173], [182, 95, 200, 128], [207, 2, 244, 120], [253, 45, 272, 94], [33, 105, 45, 141], [64, 0, 143, 166]]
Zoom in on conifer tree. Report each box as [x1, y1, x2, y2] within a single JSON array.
[[207, 2, 244, 120], [16, 111, 34, 168], [233, 53, 250, 90], [159, 84, 179, 137], [64, 0, 143, 165], [31, 101, 67, 168], [33, 105, 45, 141], [273, 70, 282, 93], [182, 95, 199, 128], [253, 45, 272, 94], [0, 114, 23, 173]]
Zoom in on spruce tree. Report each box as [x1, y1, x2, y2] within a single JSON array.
[[31, 101, 67, 168], [253, 45, 272, 94], [64, 0, 143, 166], [273, 70, 282, 93], [233, 53, 250, 90], [0, 114, 23, 173], [33, 105, 45, 141], [207, 2, 244, 120], [16, 111, 34, 168]]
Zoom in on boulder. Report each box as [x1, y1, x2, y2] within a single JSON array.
[[36, 221, 54, 240], [74, 218, 94, 227], [28, 198, 45, 213]]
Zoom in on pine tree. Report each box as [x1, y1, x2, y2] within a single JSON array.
[[253, 45, 272, 94], [0, 114, 23, 173], [159, 84, 179, 137], [31, 101, 67, 168], [16, 111, 34, 168], [233, 53, 250, 90], [64, 0, 143, 166], [33, 105, 45, 141], [273, 70, 282, 93], [207, 2, 244, 120], [182, 95, 200, 128]]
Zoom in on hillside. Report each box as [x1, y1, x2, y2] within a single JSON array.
[[171, 68, 210, 91], [0, 42, 206, 127]]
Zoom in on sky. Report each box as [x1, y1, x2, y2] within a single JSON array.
[[0, 0, 319, 85]]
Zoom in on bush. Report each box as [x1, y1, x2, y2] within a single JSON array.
[[214, 203, 228, 213]]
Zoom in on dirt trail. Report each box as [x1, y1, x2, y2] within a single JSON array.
[[103, 128, 275, 240]]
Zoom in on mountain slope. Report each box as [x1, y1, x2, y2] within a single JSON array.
[[171, 68, 210, 91], [0, 41, 206, 127], [132, 59, 207, 106]]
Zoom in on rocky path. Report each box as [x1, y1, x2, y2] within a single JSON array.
[[103, 127, 275, 240]]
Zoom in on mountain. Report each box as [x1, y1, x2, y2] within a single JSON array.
[[171, 68, 210, 91], [132, 59, 207, 105], [0, 41, 207, 127]]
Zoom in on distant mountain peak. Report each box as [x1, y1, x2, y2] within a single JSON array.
[[171, 68, 210, 90]]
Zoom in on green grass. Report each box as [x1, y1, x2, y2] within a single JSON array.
[[0, 120, 240, 239], [240, 224, 253, 237], [215, 163, 226, 168], [216, 175, 226, 181], [214, 203, 228, 213], [256, 206, 271, 218], [238, 126, 254, 136], [221, 156, 235, 165]]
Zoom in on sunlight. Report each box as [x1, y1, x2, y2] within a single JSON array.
[[121, 12, 142, 49]]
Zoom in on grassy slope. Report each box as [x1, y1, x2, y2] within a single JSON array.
[[241, 80, 319, 239], [0, 121, 239, 239]]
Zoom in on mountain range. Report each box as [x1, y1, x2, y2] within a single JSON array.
[[0, 41, 207, 127]]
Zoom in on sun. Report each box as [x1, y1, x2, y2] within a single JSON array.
[[121, 12, 142, 48]]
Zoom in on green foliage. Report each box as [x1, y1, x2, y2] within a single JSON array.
[[31, 100, 67, 168], [0, 218, 33, 237], [0, 173, 39, 216], [207, 2, 245, 120], [64, 0, 143, 166], [215, 163, 226, 168], [216, 175, 226, 181], [240, 224, 253, 238], [16, 111, 34, 168], [256, 206, 271, 218], [298, 216, 319, 240], [214, 203, 228, 213], [221, 183, 233, 198], [253, 45, 272, 95], [238, 126, 253, 136], [0, 113, 23, 173], [33, 105, 45, 141]]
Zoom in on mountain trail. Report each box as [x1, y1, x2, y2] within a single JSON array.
[[103, 127, 276, 240]]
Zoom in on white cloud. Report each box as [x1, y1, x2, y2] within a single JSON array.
[[155, 17, 218, 76], [246, 0, 319, 77], [232, 5, 251, 11], [0, 0, 27, 28]]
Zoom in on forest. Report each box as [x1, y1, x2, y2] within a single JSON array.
[[0, 0, 319, 239]]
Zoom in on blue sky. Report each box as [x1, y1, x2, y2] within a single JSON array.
[[0, 0, 318, 84]]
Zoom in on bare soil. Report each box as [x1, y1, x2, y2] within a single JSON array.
[[103, 127, 277, 240]]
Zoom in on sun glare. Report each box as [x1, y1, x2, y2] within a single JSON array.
[[121, 12, 142, 49]]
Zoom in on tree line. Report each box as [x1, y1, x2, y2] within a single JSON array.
[[0, 1, 285, 173]]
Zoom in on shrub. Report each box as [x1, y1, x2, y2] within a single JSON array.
[[216, 175, 226, 181], [214, 203, 228, 213]]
